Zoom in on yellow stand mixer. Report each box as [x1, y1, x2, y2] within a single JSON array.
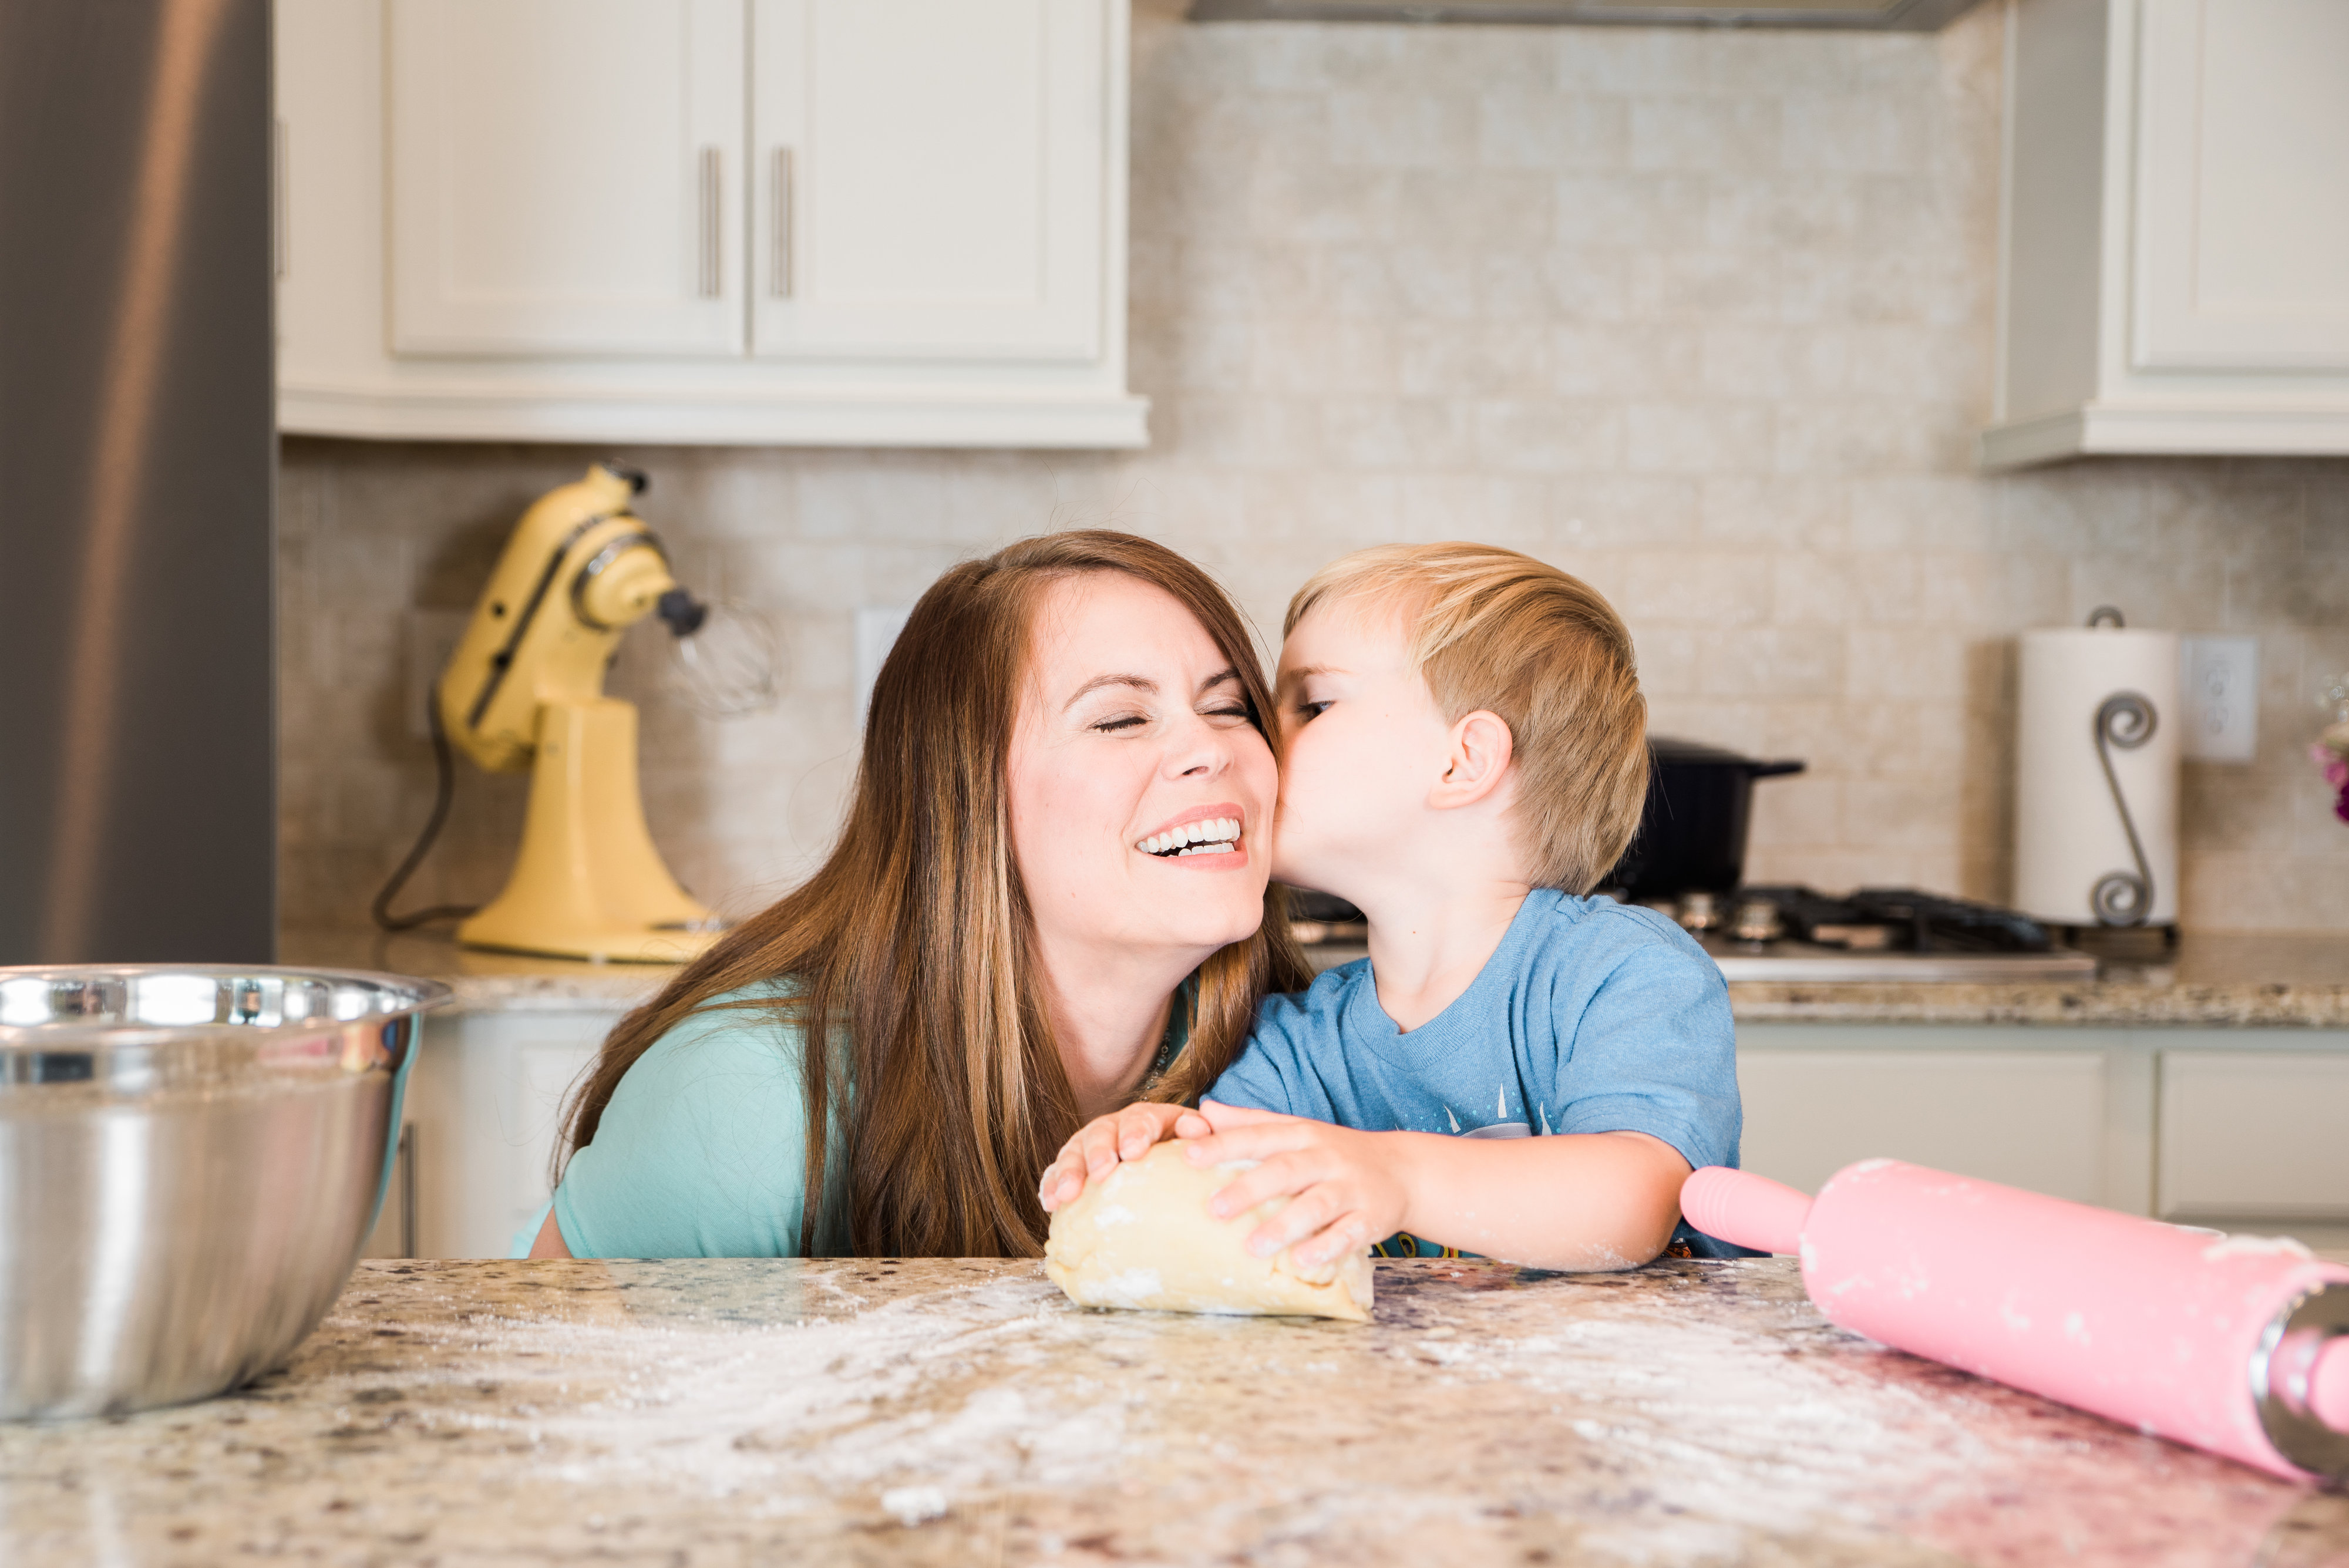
[[385, 463, 729, 963]]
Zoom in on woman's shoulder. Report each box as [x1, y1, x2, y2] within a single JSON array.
[[628, 980, 805, 1079], [553, 979, 819, 1259], [607, 981, 811, 1153]]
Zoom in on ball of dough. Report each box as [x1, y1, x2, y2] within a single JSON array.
[[1044, 1140, 1373, 1322]]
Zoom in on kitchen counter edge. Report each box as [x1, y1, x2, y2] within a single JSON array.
[[280, 931, 2349, 1028]]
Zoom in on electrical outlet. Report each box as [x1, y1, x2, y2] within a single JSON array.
[[2179, 635, 2259, 762], [854, 606, 913, 728], [404, 610, 471, 741]]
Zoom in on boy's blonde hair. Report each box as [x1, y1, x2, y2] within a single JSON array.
[[1287, 542, 1648, 894]]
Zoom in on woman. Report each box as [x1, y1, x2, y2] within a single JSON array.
[[527, 531, 1311, 1259]]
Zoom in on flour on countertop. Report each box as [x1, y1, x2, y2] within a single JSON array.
[[284, 1259, 2317, 1568], [321, 1270, 1136, 1499], [16, 1259, 2321, 1568]]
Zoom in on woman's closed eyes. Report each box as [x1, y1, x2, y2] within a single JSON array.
[[1070, 667, 1252, 737], [1088, 700, 1250, 736]]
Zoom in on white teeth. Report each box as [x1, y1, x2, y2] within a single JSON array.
[[1135, 817, 1244, 856]]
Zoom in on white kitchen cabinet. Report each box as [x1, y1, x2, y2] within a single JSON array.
[[275, 0, 1145, 447], [2158, 1051, 2349, 1221], [386, 0, 745, 358], [1739, 1023, 2349, 1238], [750, 0, 1108, 364], [1982, 0, 2349, 469], [1736, 1037, 2133, 1207], [365, 1012, 2349, 1259], [360, 1008, 617, 1260]]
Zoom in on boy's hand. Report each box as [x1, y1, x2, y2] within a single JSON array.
[[1037, 1100, 1190, 1213], [1176, 1099, 1406, 1279]]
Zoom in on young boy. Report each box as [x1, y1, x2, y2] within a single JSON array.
[[1038, 542, 1739, 1276]]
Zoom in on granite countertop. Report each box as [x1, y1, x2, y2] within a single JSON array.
[[3, 1257, 2341, 1567], [281, 928, 673, 1012], [282, 927, 2349, 1028], [1726, 932, 2349, 1028]]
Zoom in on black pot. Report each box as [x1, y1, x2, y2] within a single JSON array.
[[1605, 739, 1805, 904]]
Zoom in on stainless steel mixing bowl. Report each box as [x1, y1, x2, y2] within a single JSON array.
[[0, 965, 450, 1420]]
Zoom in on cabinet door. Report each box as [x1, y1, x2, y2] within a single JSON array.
[[2133, 0, 2349, 372], [387, 0, 745, 358], [2158, 1051, 2349, 1220], [750, 0, 1107, 362], [1738, 1050, 2112, 1206], [400, 1010, 614, 1258]]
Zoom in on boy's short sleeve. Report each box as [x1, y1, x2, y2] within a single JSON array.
[[1551, 937, 1739, 1173], [1204, 970, 1353, 1120], [552, 994, 814, 1259]]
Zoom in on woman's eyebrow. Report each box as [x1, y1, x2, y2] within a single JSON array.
[[1061, 667, 1241, 711], [1061, 673, 1156, 711]]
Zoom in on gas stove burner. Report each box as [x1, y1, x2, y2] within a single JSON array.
[[1674, 886, 2099, 982], [1736, 886, 2060, 955]]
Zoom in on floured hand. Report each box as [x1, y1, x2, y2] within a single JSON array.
[[1176, 1099, 1411, 1277], [1038, 1099, 1189, 1213]]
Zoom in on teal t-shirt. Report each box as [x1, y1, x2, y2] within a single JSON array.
[[548, 984, 839, 1259], [536, 978, 1194, 1259]]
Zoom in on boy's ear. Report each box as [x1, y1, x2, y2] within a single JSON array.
[[1429, 709, 1515, 812]]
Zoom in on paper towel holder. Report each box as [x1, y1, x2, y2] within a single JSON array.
[[2082, 607, 2159, 929], [2091, 690, 2158, 924], [2015, 608, 2179, 951]]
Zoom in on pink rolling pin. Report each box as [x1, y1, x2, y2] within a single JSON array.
[[1682, 1159, 2349, 1483]]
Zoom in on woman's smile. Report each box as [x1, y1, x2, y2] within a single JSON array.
[[1009, 572, 1276, 957], [1133, 802, 1248, 868]]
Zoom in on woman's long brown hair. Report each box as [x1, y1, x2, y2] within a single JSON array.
[[556, 531, 1312, 1258]]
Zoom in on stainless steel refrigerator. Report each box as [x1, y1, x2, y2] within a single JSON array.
[[0, 0, 276, 963]]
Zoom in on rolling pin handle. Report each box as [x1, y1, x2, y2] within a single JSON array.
[[2314, 1337, 2349, 1433], [1680, 1166, 1810, 1257]]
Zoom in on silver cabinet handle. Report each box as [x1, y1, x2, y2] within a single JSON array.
[[769, 147, 793, 298], [396, 1122, 417, 1259], [698, 146, 722, 298]]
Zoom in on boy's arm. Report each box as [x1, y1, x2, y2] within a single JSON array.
[[1038, 987, 1331, 1214], [1177, 1101, 1690, 1272], [1187, 927, 1734, 1268], [1036, 1035, 1318, 1213]]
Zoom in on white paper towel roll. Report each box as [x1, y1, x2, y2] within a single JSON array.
[[2013, 625, 2180, 927]]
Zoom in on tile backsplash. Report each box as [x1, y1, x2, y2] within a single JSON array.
[[280, 2, 2349, 937]]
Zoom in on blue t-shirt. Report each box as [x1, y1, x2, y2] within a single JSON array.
[[1208, 889, 1741, 1256]]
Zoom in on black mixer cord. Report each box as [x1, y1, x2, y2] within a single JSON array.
[[369, 695, 482, 933]]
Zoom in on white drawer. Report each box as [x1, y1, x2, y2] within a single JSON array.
[[1738, 1049, 2110, 1205], [2159, 1051, 2349, 1220]]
